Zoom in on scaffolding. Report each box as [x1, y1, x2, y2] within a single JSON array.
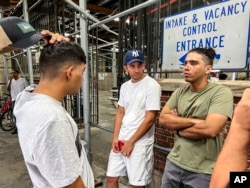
[[1, 0, 248, 160]]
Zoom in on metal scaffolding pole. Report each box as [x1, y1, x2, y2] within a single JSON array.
[[20, 0, 43, 18], [3, 55, 9, 84], [91, 41, 118, 50], [74, 12, 81, 121], [89, 0, 160, 30], [64, 0, 118, 36], [23, 0, 34, 85], [112, 45, 117, 87], [79, 0, 91, 162]]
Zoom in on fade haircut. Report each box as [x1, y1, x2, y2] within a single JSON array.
[[188, 47, 216, 66], [39, 41, 86, 79]]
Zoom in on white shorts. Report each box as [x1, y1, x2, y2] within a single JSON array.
[[106, 144, 154, 186]]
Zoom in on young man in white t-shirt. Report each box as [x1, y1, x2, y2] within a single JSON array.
[[14, 42, 94, 188], [7, 69, 28, 134], [106, 49, 161, 188], [7, 70, 28, 101]]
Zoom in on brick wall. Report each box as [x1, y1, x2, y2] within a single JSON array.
[[154, 90, 250, 172]]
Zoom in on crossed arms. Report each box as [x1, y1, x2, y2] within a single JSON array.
[[159, 106, 228, 140]]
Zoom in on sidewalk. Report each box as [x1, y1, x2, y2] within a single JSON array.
[[0, 91, 129, 188], [89, 91, 130, 187]]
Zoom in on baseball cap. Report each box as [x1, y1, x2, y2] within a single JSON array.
[[124, 50, 144, 65], [0, 16, 43, 50]]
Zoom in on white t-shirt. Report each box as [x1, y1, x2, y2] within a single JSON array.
[[9, 77, 28, 101], [118, 75, 161, 145], [14, 85, 94, 188]]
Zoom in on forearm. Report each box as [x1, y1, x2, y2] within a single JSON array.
[[129, 114, 156, 145], [223, 124, 250, 167], [159, 113, 198, 130], [179, 121, 211, 140], [66, 176, 85, 188], [111, 109, 124, 152], [211, 151, 249, 188], [210, 125, 249, 188], [113, 114, 122, 140], [113, 107, 124, 140], [179, 114, 228, 140], [7, 79, 12, 91], [211, 92, 250, 187]]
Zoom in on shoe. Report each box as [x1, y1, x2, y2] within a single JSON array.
[[11, 128, 18, 134]]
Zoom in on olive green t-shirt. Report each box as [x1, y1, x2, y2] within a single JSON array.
[[166, 82, 233, 174]]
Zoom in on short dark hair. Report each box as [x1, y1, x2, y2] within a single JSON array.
[[39, 41, 86, 78], [13, 69, 19, 74], [188, 47, 216, 66]]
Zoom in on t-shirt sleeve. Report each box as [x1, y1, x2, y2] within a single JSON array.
[[146, 82, 161, 111], [34, 120, 81, 187], [118, 84, 125, 107], [166, 88, 181, 109], [208, 86, 234, 120]]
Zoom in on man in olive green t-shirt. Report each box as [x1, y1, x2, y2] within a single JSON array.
[[159, 47, 234, 188]]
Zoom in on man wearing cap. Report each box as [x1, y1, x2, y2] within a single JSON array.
[[0, 16, 69, 54], [106, 49, 161, 188]]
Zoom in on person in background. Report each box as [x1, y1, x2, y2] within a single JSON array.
[[7, 69, 28, 134], [14, 42, 94, 188], [106, 49, 161, 188], [7, 69, 28, 102], [210, 88, 250, 188], [159, 47, 234, 188]]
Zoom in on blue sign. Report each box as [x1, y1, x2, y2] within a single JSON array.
[[162, 0, 250, 70]]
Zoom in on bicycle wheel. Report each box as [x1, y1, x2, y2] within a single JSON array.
[[0, 108, 16, 131]]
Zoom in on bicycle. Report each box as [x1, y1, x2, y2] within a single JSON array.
[[0, 93, 16, 131]]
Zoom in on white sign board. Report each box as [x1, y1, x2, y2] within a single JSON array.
[[162, 0, 250, 71]]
